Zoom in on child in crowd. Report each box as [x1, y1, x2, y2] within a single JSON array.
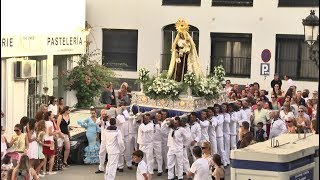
[[1, 125, 8, 159], [1, 155, 13, 179], [132, 150, 149, 180], [255, 122, 267, 142], [36, 120, 50, 176]]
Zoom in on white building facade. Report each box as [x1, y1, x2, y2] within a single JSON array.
[[1, 0, 86, 136], [86, 0, 319, 92]]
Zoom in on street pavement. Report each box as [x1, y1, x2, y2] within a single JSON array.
[[42, 164, 230, 180]]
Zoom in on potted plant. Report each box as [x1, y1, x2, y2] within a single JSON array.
[[64, 50, 117, 108]]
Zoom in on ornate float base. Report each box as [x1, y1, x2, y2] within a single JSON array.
[[131, 92, 228, 113]]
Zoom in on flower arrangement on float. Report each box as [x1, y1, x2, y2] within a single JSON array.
[[137, 68, 150, 83], [142, 72, 184, 100], [137, 65, 225, 100]]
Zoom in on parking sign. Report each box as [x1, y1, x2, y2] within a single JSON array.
[[260, 63, 270, 75]]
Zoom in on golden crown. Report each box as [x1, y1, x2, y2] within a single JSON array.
[[175, 18, 189, 33]]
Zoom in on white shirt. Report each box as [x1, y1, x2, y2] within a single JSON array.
[[136, 160, 148, 180], [48, 104, 58, 116], [279, 111, 295, 121], [199, 119, 210, 142], [153, 122, 162, 143], [104, 127, 125, 154], [44, 121, 54, 141], [229, 112, 238, 135], [96, 117, 110, 142], [166, 126, 190, 151], [190, 122, 201, 143], [269, 118, 287, 139], [215, 114, 224, 138], [243, 108, 252, 123], [291, 104, 299, 117], [189, 158, 210, 180], [182, 124, 192, 147], [137, 122, 154, 145], [237, 109, 249, 126], [161, 120, 170, 142], [208, 116, 217, 138], [128, 116, 139, 134], [116, 110, 130, 137], [222, 113, 230, 135]]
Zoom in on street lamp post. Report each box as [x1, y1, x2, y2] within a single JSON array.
[[302, 10, 319, 134]]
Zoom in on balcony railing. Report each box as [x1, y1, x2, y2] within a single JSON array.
[[102, 51, 137, 71], [162, 0, 201, 6], [276, 58, 319, 81], [211, 57, 251, 77], [212, 0, 253, 6], [278, 0, 319, 7]]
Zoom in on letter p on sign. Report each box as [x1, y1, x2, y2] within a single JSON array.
[[260, 63, 270, 76]]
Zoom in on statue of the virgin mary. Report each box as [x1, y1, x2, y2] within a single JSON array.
[[167, 18, 203, 82]]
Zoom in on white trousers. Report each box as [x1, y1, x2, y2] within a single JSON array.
[[153, 141, 163, 173], [217, 136, 227, 166], [128, 133, 138, 152], [104, 153, 119, 180], [140, 144, 154, 174], [162, 140, 168, 170], [183, 147, 190, 172], [230, 134, 237, 150], [118, 135, 132, 168], [167, 149, 184, 179], [99, 139, 107, 171], [174, 147, 190, 176], [209, 135, 217, 155], [223, 133, 231, 164]]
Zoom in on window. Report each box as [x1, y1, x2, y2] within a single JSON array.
[[162, 0, 201, 6], [212, 0, 253, 6], [210, 33, 252, 77], [102, 29, 138, 71], [278, 0, 319, 7], [162, 24, 199, 70], [275, 35, 319, 81]]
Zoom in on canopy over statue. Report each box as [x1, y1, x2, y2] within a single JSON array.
[[167, 18, 203, 82]]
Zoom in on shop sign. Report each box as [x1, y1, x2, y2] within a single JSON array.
[[1, 33, 86, 57]]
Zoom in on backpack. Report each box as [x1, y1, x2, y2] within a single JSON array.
[[16, 169, 29, 180]]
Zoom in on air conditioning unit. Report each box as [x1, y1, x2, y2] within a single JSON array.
[[14, 60, 36, 79]]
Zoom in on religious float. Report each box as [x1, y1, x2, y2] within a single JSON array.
[[130, 18, 228, 116]]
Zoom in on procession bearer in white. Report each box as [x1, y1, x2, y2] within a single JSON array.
[[221, 103, 231, 165], [180, 118, 191, 175], [137, 113, 154, 176], [214, 104, 227, 166], [152, 112, 163, 176], [127, 109, 140, 166], [160, 109, 169, 172], [104, 118, 125, 180], [198, 110, 210, 143], [162, 117, 191, 180], [236, 100, 248, 142], [189, 112, 201, 161], [95, 109, 110, 173], [116, 106, 132, 171], [228, 103, 238, 150], [207, 107, 218, 155]]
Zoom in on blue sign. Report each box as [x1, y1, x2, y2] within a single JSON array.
[[290, 168, 313, 180], [260, 63, 270, 76], [261, 49, 271, 62]]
